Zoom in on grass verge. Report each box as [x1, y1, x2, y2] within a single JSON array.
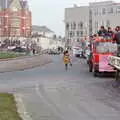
[[0, 93, 22, 120], [0, 52, 25, 59]]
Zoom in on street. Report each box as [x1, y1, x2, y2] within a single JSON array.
[[0, 55, 120, 120]]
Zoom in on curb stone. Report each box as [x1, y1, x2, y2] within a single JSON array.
[[14, 94, 33, 120]]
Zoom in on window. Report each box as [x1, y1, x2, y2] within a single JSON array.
[[94, 9, 96, 16], [72, 31, 75, 37], [117, 7, 120, 13], [77, 31, 80, 37], [71, 23, 73, 29], [73, 22, 76, 30], [77, 38, 79, 42], [108, 8, 113, 14], [66, 23, 69, 30], [89, 10, 92, 16], [0, 17, 3, 25], [78, 22, 83, 29], [102, 8, 106, 15], [80, 31, 83, 37], [96, 42, 117, 53], [106, 20, 110, 27], [96, 8, 98, 16], [69, 31, 72, 37]]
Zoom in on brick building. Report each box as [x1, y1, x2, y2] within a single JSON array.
[[0, 0, 31, 37]]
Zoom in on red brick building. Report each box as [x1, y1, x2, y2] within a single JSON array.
[[0, 0, 31, 37]]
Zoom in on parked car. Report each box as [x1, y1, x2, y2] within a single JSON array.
[[72, 47, 82, 57], [48, 49, 60, 55], [12, 47, 26, 52]]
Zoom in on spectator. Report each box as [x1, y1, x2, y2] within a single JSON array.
[[107, 27, 114, 38], [98, 26, 107, 37], [115, 26, 120, 33], [114, 26, 120, 56], [114, 26, 120, 44], [33, 48, 35, 55]]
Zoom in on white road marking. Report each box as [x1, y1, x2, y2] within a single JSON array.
[[72, 59, 86, 64], [35, 82, 66, 120]]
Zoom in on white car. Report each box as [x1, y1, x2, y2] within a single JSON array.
[[73, 47, 82, 57]]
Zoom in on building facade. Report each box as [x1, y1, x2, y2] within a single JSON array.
[[65, 1, 120, 47], [32, 25, 54, 38], [64, 5, 89, 48], [0, 0, 8, 9], [0, 0, 31, 37], [89, 1, 120, 34]]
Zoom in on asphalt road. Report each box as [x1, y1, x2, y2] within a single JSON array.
[[0, 55, 120, 120]]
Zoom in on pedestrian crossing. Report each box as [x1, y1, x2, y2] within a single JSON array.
[[72, 58, 87, 65]]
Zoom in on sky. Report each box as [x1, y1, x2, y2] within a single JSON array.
[[28, 0, 119, 36]]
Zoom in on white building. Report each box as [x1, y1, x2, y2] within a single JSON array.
[[90, 1, 120, 34], [32, 25, 65, 50], [32, 25, 54, 38], [64, 5, 89, 48], [65, 1, 120, 47], [31, 37, 64, 50]]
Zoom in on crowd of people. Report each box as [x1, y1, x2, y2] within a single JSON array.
[[93, 25, 120, 44]]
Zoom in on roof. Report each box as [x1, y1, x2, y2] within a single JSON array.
[[8, 0, 28, 9], [19, 0, 28, 9], [32, 25, 54, 33]]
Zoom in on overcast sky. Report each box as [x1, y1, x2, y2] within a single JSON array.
[[29, 0, 119, 36]]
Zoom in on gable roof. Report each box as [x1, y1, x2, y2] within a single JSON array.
[[19, 0, 28, 9], [9, 0, 21, 10], [32, 25, 54, 33], [8, 0, 28, 9]]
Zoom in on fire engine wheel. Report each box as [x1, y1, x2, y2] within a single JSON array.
[[93, 70, 99, 77], [115, 70, 120, 82], [112, 70, 120, 88], [89, 64, 93, 72]]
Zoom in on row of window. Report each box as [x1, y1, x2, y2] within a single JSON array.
[[66, 22, 84, 30], [67, 38, 82, 43], [94, 20, 110, 30], [67, 31, 84, 37], [93, 6, 120, 16]]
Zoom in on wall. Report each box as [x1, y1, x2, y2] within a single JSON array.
[[64, 6, 89, 47], [90, 1, 120, 34], [0, 8, 31, 37]]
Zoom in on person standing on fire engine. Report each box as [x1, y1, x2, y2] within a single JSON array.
[[98, 26, 107, 37], [107, 27, 114, 38], [114, 26, 120, 56]]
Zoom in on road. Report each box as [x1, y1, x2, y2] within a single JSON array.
[[0, 55, 120, 120]]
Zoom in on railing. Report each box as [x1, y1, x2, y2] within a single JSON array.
[[109, 56, 120, 70]]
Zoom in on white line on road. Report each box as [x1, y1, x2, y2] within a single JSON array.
[[72, 59, 86, 64], [35, 82, 66, 120]]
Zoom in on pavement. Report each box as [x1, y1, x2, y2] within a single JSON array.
[[0, 55, 120, 120]]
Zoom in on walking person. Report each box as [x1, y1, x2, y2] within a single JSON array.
[[33, 48, 35, 55], [63, 50, 71, 71]]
